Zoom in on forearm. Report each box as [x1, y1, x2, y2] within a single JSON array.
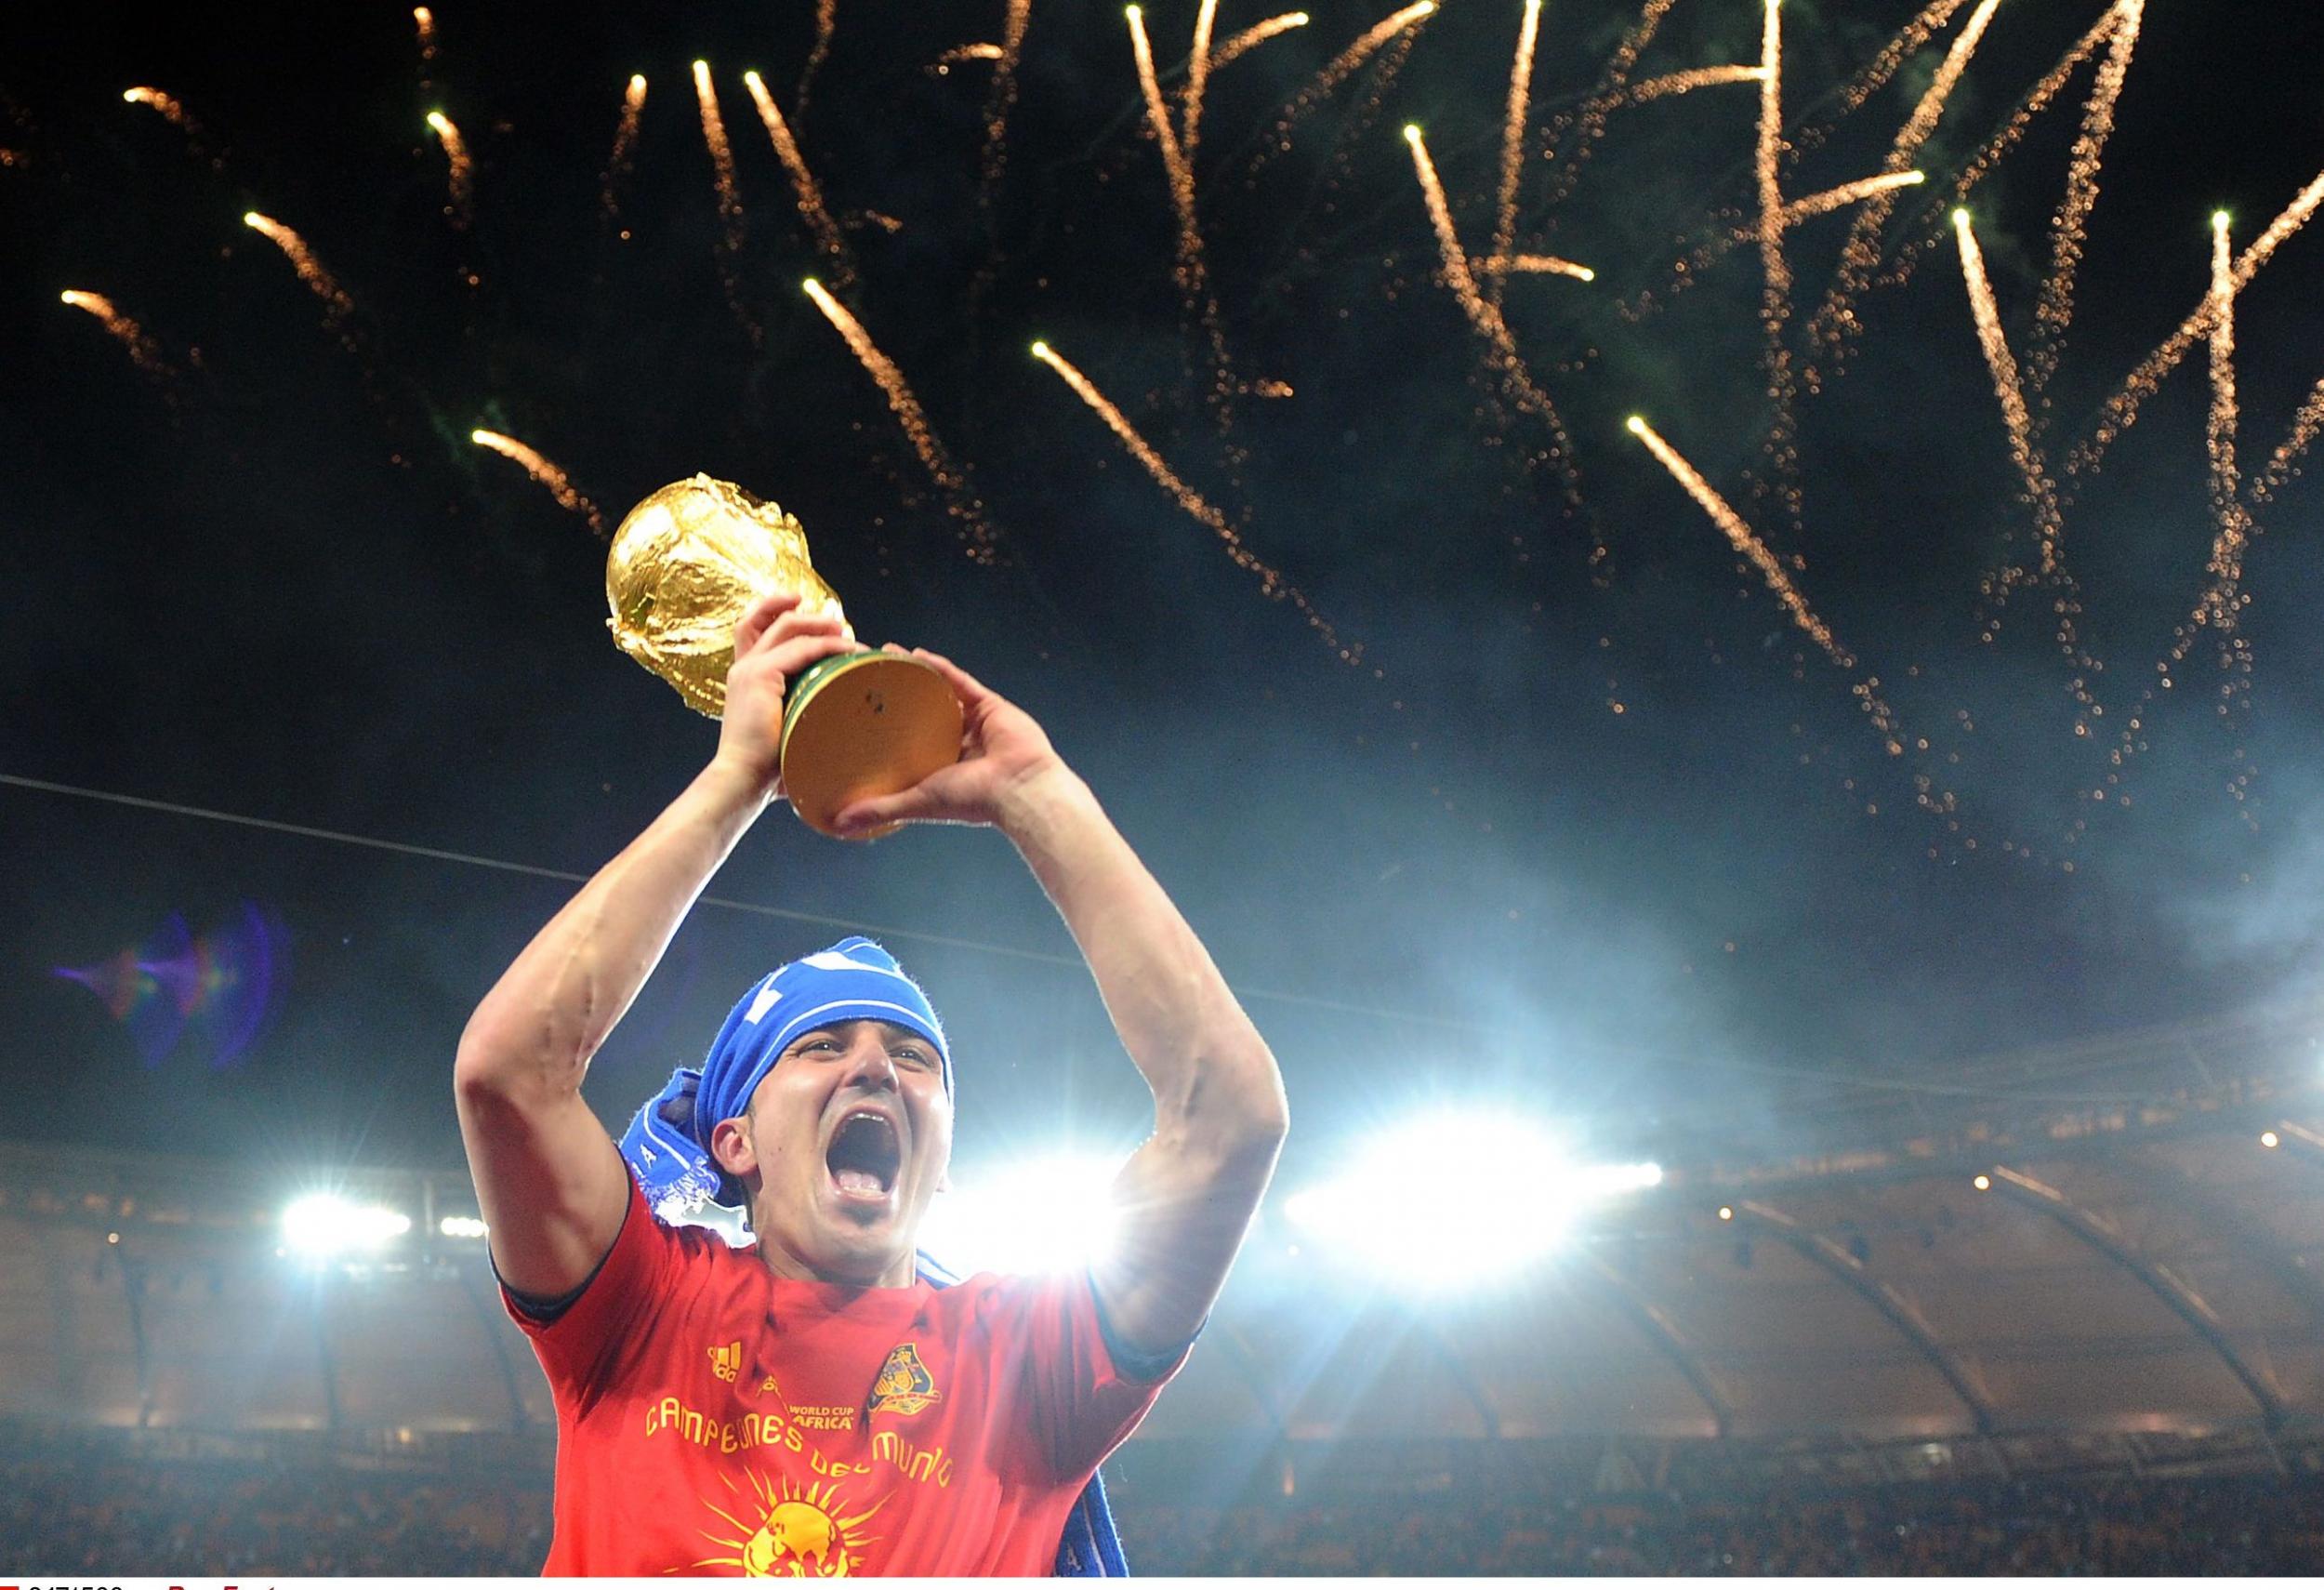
[[1002, 769, 1287, 1147], [456, 758, 770, 1100]]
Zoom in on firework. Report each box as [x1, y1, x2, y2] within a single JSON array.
[[425, 110, 472, 228], [802, 280, 995, 560], [242, 211, 356, 330], [1183, 0, 1221, 164], [1030, 340, 1348, 655], [1539, 0, 1682, 209], [1777, 171, 1924, 228], [2197, 213, 2250, 638], [2073, 166, 2324, 477], [1126, 7, 1192, 215], [412, 7, 437, 66], [122, 86, 191, 126], [471, 430, 605, 535], [59, 290, 169, 377], [692, 60, 746, 252], [1405, 125, 1579, 497], [941, 43, 1008, 66], [1488, 0, 1544, 282], [1753, 0, 1802, 531], [1128, 4, 1235, 437], [1479, 254, 1595, 281], [798, 0, 838, 120], [1822, 0, 1974, 124], [1951, 211, 2059, 580], [743, 72, 854, 291], [1210, 13, 1308, 73], [1808, 0, 2005, 369], [2247, 377, 2324, 507], [602, 75, 647, 224], [1261, 1, 1435, 163], [975, 0, 1035, 201], [2026, 0, 2143, 398], [1625, 65, 1763, 105]]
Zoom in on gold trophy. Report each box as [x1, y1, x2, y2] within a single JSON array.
[[605, 474, 963, 840]]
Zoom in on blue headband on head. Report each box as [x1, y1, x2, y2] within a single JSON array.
[[619, 936, 950, 1220]]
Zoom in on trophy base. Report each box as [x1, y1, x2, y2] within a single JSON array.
[[778, 652, 964, 840]]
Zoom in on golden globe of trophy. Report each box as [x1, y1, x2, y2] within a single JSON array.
[[605, 474, 963, 841]]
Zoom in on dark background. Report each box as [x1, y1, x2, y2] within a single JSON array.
[[3, 0, 2321, 1191]]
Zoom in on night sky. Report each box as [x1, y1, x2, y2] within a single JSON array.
[[4, 0, 2322, 1191]]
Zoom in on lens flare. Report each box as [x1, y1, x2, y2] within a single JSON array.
[[1625, 64, 1763, 105], [1030, 340, 1350, 657], [55, 904, 284, 1070], [743, 71, 853, 292], [602, 74, 647, 224], [424, 110, 472, 228], [471, 429, 605, 536], [59, 289, 169, 377]]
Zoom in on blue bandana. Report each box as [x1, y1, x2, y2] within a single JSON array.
[[620, 936, 950, 1220]]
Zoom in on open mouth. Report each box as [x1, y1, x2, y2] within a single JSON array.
[[825, 1110, 903, 1199]]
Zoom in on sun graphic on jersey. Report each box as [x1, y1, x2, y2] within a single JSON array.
[[684, 1469, 886, 1577]]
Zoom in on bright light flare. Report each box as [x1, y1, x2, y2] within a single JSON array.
[[283, 1195, 412, 1257], [1283, 1115, 1662, 1286], [918, 1150, 1128, 1275], [438, 1214, 489, 1239]]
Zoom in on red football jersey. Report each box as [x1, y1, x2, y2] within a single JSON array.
[[504, 1177, 1178, 1576]]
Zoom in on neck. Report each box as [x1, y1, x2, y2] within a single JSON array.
[[748, 1208, 918, 1289]]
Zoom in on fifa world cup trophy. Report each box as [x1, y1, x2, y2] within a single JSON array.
[[605, 474, 963, 840]]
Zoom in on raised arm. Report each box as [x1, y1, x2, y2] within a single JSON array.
[[454, 594, 854, 1297], [834, 652, 1289, 1359]]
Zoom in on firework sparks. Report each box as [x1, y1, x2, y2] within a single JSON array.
[[743, 72, 854, 291], [1030, 340, 1348, 656], [941, 43, 1008, 66], [602, 75, 647, 224], [1823, 0, 1974, 123], [1128, 5, 1235, 434], [1183, 0, 1221, 164], [1777, 171, 1924, 228], [1625, 64, 1763, 104], [975, 0, 1035, 202], [122, 86, 191, 126], [413, 7, 437, 64], [1952, 211, 2060, 581], [1479, 253, 1595, 281], [1540, 0, 1682, 209], [2073, 166, 2324, 477], [1211, 12, 1308, 72], [1488, 0, 1544, 283], [1808, 0, 2006, 370], [2197, 212, 2250, 638], [798, 0, 838, 120], [692, 60, 746, 252], [2026, 0, 2143, 398], [1261, 1, 1435, 164], [59, 290, 169, 377], [2248, 376, 2324, 507], [1405, 125, 1579, 500], [1126, 7, 1192, 216], [471, 430, 604, 536], [1753, 0, 1802, 531], [425, 110, 472, 228], [241, 211, 356, 331], [802, 280, 995, 560]]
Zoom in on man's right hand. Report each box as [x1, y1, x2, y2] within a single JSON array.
[[714, 592, 860, 799]]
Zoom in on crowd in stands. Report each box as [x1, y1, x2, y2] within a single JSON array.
[[5, 1428, 2322, 1574]]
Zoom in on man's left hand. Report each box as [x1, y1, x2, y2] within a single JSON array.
[[831, 647, 1069, 836]]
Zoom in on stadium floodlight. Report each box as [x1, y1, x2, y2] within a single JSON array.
[[438, 1214, 489, 1239], [917, 1149, 1129, 1276], [1281, 1114, 1662, 1287], [281, 1194, 413, 1257]]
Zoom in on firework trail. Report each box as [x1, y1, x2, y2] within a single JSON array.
[[2025, 0, 2143, 399], [2247, 376, 2324, 507], [413, 7, 438, 93], [1626, 65, 1763, 105], [1952, 212, 2060, 582], [1256, 1, 1435, 169], [1406, 125, 1579, 504], [1183, 0, 1221, 165], [1211, 12, 1308, 72], [602, 75, 647, 225], [1480, 254, 1595, 281], [471, 430, 605, 536], [1487, 0, 1544, 290], [1127, 7, 1192, 216], [1128, 6, 1237, 441], [1538, 0, 1681, 210], [1030, 341, 1350, 656], [1806, 0, 2006, 375], [798, 0, 838, 122], [1816, 0, 1974, 128], [1752, 0, 1803, 532], [122, 86, 191, 127], [242, 211, 356, 334], [59, 290, 170, 378], [1777, 171, 1923, 228], [743, 72, 855, 292], [425, 111, 472, 229], [802, 280, 997, 561], [941, 44, 1007, 67], [975, 0, 1035, 204], [692, 60, 746, 253], [2196, 213, 2251, 639], [2070, 166, 2324, 479]]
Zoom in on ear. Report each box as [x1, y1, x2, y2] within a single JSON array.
[[709, 1116, 759, 1182]]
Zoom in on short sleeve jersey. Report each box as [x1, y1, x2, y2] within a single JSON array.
[[503, 1178, 1178, 1576]]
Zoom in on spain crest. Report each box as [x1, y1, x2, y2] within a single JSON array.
[[866, 1342, 941, 1416]]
